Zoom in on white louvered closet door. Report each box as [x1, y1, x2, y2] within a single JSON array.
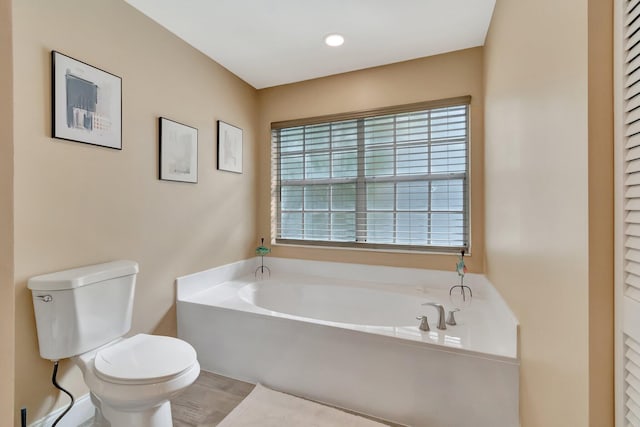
[[617, 0, 640, 425]]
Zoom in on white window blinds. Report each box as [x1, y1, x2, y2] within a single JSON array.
[[271, 97, 470, 253], [625, 0, 640, 302], [620, 1, 640, 426]]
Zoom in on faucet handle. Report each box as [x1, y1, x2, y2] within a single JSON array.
[[446, 309, 460, 326], [416, 315, 430, 332], [421, 302, 447, 330]]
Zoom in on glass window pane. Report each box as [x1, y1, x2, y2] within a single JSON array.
[[395, 114, 410, 143], [279, 127, 304, 153], [397, 213, 428, 244], [305, 124, 330, 151], [365, 148, 394, 176], [304, 185, 329, 210], [281, 154, 303, 180], [395, 112, 428, 144], [397, 181, 428, 211], [332, 184, 356, 211], [431, 106, 467, 143], [431, 180, 464, 212], [431, 118, 466, 141], [332, 150, 357, 178], [331, 120, 357, 149], [364, 116, 394, 146], [281, 212, 302, 239], [431, 213, 464, 246], [331, 213, 355, 241], [367, 182, 394, 211], [282, 186, 303, 210], [367, 212, 394, 243], [431, 143, 466, 174], [305, 153, 330, 179], [397, 145, 428, 175], [304, 213, 329, 240]]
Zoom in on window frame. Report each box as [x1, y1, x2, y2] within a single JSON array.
[[271, 96, 471, 254]]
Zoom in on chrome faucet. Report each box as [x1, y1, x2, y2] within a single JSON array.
[[421, 302, 447, 330]]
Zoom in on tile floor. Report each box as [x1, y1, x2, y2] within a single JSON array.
[[171, 371, 405, 427]]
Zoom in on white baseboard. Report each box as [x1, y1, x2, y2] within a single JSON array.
[[29, 393, 94, 427]]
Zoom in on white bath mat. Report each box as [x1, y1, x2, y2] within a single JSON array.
[[216, 384, 390, 427]]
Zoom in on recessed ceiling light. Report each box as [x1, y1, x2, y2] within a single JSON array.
[[324, 34, 345, 47]]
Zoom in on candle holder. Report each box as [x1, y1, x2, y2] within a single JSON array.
[[255, 237, 271, 279], [449, 249, 472, 309]]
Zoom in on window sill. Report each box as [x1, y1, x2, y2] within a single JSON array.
[[273, 240, 470, 256]]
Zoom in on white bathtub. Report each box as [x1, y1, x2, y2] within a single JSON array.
[[177, 258, 519, 427]]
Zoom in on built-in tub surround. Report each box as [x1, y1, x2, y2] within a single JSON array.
[[177, 258, 519, 427]]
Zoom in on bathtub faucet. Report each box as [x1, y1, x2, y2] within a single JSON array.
[[421, 302, 447, 330]]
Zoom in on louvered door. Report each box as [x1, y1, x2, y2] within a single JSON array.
[[625, 337, 640, 425], [617, 0, 640, 425]]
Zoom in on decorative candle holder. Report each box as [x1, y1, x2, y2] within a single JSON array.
[[449, 249, 472, 309], [255, 237, 271, 279]]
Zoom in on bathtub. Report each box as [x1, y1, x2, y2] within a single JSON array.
[[177, 258, 519, 427]]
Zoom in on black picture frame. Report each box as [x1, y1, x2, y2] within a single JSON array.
[[217, 120, 243, 173], [159, 117, 198, 183], [51, 51, 122, 149]]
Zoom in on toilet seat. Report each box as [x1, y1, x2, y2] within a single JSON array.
[[94, 334, 197, 385]]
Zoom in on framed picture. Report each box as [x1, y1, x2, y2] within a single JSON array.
[[51, 51, 122, 149], [217, 120, 243, 173], [159, 117, 198, 183]]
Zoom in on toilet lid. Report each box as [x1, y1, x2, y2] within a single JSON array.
[[94, 334, 197, 384]]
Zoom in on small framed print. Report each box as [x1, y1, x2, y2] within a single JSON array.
[[51, 51, 122, 149], [159, 117, 198, 183], [217, 120, 243, 173]]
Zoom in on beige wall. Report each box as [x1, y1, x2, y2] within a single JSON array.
[[0, 0, 15, 425], [257, 48, 485, 272], [484, 0, 613, 425], [12, 1, 257, 423], [9, 1, 615, 425], [588, 0, 614, 424]]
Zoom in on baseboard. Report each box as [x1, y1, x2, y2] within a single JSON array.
[[29, 393, 94, 427]]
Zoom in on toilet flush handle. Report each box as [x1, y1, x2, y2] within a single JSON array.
[[36, 294, 53, 303]]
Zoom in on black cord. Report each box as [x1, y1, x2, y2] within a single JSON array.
[[51, 361, 75, 427]]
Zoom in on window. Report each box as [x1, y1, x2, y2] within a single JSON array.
[[271, 96, 470, 253]]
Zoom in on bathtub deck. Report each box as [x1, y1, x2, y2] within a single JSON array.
[[171, 371, 405, 426]]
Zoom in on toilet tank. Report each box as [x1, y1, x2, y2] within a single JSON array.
[[28, 260, 139, 361]]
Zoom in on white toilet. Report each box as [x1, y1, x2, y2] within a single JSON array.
[[28, 260, 200, 427]]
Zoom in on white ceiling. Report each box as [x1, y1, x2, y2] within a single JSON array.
[[125, 0, 496, 89]]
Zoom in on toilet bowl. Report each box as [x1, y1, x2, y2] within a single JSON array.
[[74, 334, 200, 427], [27, 260, 200, 426]]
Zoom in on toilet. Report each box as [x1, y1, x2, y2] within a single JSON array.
[[28, 260, 200, 427]]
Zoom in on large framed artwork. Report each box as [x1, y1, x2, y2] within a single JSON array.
[[159, 117, 198, 183], [217, 120, 243, 173], [51, 51, 122, 149]]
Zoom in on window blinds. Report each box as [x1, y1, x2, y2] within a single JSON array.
[[271, 97, 470, 252], [622, 1, 640, 425], [625, 0, 640, 303]]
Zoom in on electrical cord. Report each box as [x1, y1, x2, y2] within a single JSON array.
[[51, 361, 74, 427]]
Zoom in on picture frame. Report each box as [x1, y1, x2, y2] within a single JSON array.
[[217, 120, 243, 173], [159, 117, 198, 183], [51, 51, 122, 149]]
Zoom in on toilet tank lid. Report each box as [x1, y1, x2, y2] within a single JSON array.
[[28, 260, 139, 291]]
